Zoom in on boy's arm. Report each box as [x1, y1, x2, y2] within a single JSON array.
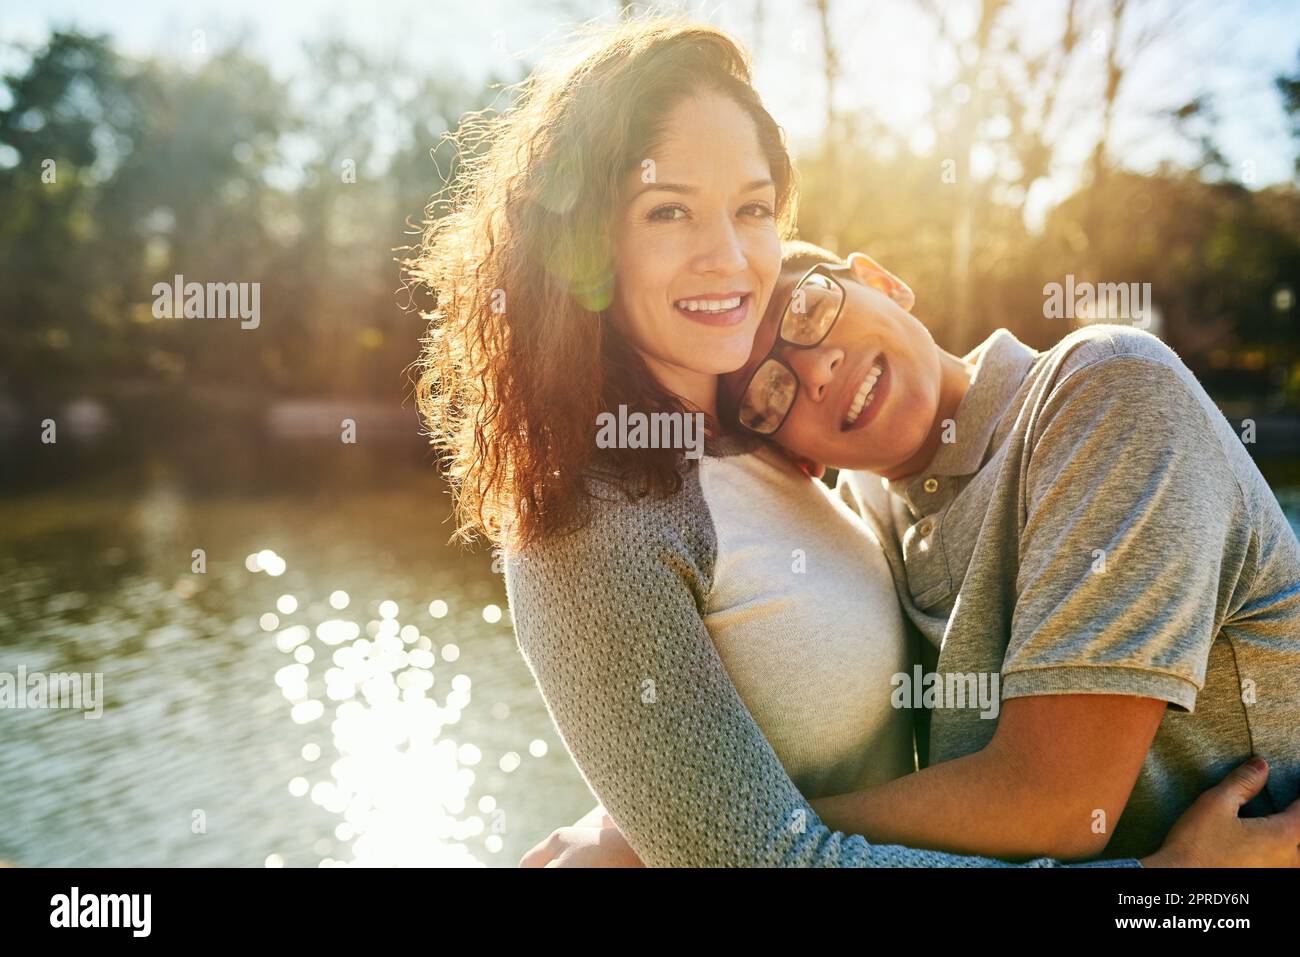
[[812, 692, 1165, 859]]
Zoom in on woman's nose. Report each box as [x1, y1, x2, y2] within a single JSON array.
[[694, 216, 747, 275], [785, 345, 844, 402]]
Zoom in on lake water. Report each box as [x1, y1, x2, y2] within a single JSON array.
[[0, 471, 595, 867], [2, 470, 1298, 867]]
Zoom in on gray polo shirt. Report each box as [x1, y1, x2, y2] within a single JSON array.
[[838, 324, 1300, 858]]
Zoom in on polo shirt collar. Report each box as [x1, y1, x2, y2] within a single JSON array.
[[886, 328, 1037, 501]]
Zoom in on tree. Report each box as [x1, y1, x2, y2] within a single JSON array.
[[1278, 49, 1300, 177]]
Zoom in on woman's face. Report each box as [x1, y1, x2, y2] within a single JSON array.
[[610, 90, 782, 403]]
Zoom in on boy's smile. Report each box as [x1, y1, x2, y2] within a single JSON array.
[[840, 352, 888, 432]]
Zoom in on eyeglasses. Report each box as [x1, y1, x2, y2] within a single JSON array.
[[732, 263, 850, 435]]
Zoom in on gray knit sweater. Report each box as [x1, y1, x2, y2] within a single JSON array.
[[503, 442, 1142, 868]]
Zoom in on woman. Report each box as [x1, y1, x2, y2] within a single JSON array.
[[410, 15, 1293, 867]]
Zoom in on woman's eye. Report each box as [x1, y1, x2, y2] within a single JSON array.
[[648, 204, 688, 222], [741, 202, 774, 219]]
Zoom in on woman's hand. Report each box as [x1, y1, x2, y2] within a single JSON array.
[[1141, 758, 1300, 867], [520, 817, 646, 868]]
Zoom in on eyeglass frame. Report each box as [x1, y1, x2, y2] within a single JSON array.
[[729, 261, 855, 436]]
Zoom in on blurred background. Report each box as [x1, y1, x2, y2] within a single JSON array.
[[0, 0, 1297, 866]]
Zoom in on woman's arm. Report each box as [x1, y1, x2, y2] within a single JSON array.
[[504, 485, 1127, 868]]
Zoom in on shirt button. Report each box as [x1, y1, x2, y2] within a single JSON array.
[[923, 478, 940, 494], [918, 520, 933, 536]]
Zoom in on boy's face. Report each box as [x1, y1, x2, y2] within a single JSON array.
[[720, 255, 943, 473]]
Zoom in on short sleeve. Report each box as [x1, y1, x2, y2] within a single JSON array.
[[1005, 352, 1252, 711]]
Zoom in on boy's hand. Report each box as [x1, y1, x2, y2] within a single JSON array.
[[1142, 759, 1300, 867]]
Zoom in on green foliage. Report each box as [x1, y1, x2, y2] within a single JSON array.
[[0, 26, 1295, 435], [0, 29, 507, 415]]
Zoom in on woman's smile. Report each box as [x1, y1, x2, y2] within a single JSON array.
[[673, 291, 753, 326]]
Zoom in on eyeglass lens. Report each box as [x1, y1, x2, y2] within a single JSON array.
[[781, 273, 843, 344], [737, 273, 844, 434]]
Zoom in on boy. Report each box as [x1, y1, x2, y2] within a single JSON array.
[[717, 240, 1300, 858]]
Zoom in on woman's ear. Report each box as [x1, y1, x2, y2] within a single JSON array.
[[847, 251, 915, 312]]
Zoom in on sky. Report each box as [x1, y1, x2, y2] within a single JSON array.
[[2, 0, 1297, 225]]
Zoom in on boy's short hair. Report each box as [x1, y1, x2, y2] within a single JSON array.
[[781, 239, 843, 276]]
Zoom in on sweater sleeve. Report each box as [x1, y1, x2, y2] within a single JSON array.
[[504, 474, 1139, 868]]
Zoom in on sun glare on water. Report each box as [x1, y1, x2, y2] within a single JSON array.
[[249, 552, 518, 867]]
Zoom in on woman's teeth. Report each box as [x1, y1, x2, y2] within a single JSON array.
[[675, 296, 743, 313], [843, 363, 883, 429]]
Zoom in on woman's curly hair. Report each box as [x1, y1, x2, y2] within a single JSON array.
[[407, 14, 796, 547]]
